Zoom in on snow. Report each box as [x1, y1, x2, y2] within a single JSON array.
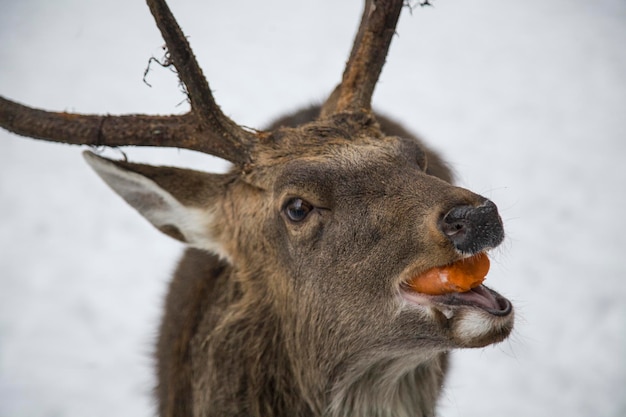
[[1, 0, 625, 416]]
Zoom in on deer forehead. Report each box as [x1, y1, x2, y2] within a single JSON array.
[[248, 133, 422, 192]]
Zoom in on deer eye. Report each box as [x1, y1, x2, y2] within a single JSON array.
[[283, 198, 313, 222]]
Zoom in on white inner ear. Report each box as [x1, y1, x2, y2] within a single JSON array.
[[83, 152, 228, 259]]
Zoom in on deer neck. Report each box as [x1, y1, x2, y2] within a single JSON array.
[[326, 353, 448, 417], [191, 268, 314, 416], [192, 266, 448, 417]]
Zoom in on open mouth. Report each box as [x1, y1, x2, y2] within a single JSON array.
[[399, 252, 512, 316], [428, 285, 512, 316]]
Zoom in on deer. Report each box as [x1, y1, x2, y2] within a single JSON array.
[[0, 0, 514, 416]]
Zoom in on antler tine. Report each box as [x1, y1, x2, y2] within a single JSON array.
[[0, 0, 256, 166], [320, 0, 404, 118], [146, 0, 256, 162]]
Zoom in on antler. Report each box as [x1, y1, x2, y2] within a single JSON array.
[[0, 0, 255, 165], [320, 0, 404, 118]]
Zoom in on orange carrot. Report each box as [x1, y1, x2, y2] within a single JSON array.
[[407, 253, 490, 295]]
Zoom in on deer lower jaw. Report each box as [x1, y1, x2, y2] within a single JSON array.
[[399, 285, 514, 347]]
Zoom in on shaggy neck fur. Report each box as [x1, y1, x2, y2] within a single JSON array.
[[195, 274, 449, 417], [327, 354, 448, 417]]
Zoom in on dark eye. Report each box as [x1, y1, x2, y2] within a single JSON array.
[[284, 198, 313, 222]]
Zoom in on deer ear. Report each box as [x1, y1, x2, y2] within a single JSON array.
[[83, 151, 228, 258]]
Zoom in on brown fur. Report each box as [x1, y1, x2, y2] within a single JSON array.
[[145, 107, 511, 416]]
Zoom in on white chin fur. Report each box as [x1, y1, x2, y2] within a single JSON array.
[[454, 308, 499, 340]]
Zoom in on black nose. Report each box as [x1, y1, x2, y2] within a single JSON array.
[[439, 200, 504, 254]]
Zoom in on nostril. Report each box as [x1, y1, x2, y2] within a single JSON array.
[[441, 218, 468, 237]]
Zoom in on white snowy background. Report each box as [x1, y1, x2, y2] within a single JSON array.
[[1, 0, 625, 416]]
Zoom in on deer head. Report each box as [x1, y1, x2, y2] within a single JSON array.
[[0, 0, 513, 415]]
